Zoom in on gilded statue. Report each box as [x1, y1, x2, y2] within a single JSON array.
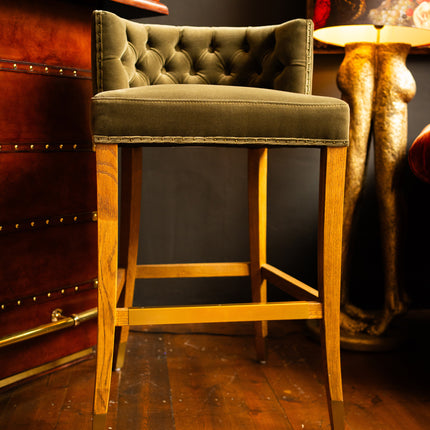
[[312, 0, 426, 340]]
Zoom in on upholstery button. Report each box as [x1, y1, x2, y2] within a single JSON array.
[[242, 39, 250, 53], [208, 36, 216, 53]]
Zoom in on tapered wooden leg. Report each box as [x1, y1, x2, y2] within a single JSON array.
[[114, 147, 143, 370], [318, 147, 347, 430], [93, 144, 119, 430], [248, 148, 268, 362]]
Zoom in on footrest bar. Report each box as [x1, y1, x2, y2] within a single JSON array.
[[116, 301, 322, 326], [135, 262, 250, 279]]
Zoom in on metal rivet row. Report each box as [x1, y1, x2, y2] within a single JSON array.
[[0, 279, 98, 312], [0, 143, 85, 152], [0, 212, 98, 235], [0, 58, 91, 79]]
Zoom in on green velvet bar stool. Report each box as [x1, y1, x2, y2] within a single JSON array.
[[91, 10, 349, 430]]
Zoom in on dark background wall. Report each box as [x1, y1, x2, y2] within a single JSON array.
[[105, 0, 430, 310]]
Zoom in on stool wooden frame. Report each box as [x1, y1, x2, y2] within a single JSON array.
[[93, 143, 347, 430]]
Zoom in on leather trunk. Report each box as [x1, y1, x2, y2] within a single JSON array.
[[0, 0, 168, 387], [0, 0, 98, 386]]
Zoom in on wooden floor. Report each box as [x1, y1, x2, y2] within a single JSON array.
[[0, 313, 429, 430]]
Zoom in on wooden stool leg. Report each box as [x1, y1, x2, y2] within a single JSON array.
[[114, 147, 143, 370], [318, 146, 347, 430], [93, 144, 119, 430], [248, 148, 268, 362]]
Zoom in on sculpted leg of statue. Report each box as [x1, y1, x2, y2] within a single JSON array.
[[335, 42, 415, 340], [337, 43, 376, 334], [371, 43, 415, 335]]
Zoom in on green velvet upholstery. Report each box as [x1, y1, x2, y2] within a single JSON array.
[[92, 85, 348, 146], [91, 12, 350, 429], [92, 10, 313, 93], [91, 10, 349, 148]]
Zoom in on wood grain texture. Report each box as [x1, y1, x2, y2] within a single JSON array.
[[115, 147, 143, 369], [124, 302, 322, 326], [248, 148, 268, 361], [165, 327, 294, 430], [318, 146, 348, 430], [2, 315, 429, 429], [94, 143, 347, 428], [136, 262, 250, 278], [116, 268, 126, 301], [261, 263, 319, 301], [94, 144, 119, 418]]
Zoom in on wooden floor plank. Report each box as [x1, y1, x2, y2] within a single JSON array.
[[165, 330, 293, 430], [106, 369, 121, 430], [117, 332, 175, 430], [262, 328, 334, 429], [53, 358, 96, 430], [0, 373, 62, 430], [0, 315, 428, 430], [35, 370, 75, 429]]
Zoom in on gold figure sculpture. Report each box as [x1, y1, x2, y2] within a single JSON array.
[[337, 42, 415, 340]]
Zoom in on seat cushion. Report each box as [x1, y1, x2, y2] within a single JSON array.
[[91, 84, 349, 147]]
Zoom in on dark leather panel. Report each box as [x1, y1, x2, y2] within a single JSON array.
[[0, 289, 97, 379], [0, 152, 96, 224], [0, 0, 98, 382]]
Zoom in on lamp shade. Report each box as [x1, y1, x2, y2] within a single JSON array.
[[314, 24, 430, 47], [312, 0, 430, 46]]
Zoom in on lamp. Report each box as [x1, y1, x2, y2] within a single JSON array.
[[311, 1, 430, 349], [314, 23, 430, 45]]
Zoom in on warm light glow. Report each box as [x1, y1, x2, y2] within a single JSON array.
[[314, 25, 430, 47]]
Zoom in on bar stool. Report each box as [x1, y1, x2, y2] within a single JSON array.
[[91, 10, 349, 430]]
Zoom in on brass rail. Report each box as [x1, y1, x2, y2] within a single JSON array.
[[0, 308, 97, 348]]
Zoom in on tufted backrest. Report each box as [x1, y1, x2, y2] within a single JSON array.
[[92, 10, 313, 96]]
